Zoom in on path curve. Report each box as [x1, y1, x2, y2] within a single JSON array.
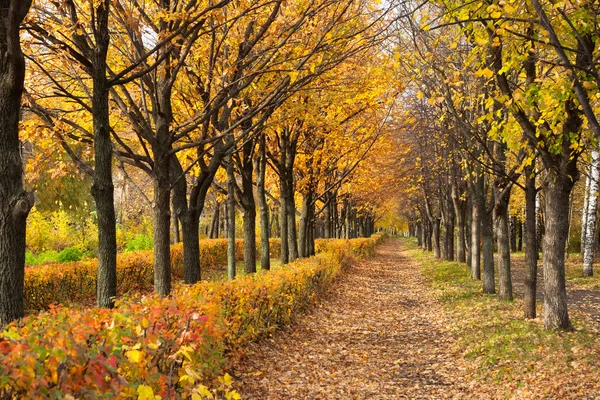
[[232, 239, 480, 399]]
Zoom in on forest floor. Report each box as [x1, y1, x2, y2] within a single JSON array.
[[232, 239, 600, 399], [232, 239, 490, 399]]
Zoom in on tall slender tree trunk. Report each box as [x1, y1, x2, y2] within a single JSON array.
[[493, 141, 512, 300], [172, 199, 181, 243], [517, 219, 523, 252], [466, 196, 472, 269], [452, 179, 466, 263], [432, 218, 441, 258], [209, 203, 220, 239], [323, 194, 331, 239], [299, 192, 311, 258], [285, 178, 299, 261], [279, 176, 289, 264], [524, 166, 538, 319], [581, 171, 590, 254], [256, 133, 270, 270], [227, 154, 236, 280], [91, 0, 117, 309], [470, 176, 482, 280], [583, 149, 600, 276], [510, 216, 517, 252], [481, 208, 496, 294], [495, 185, 513, 301], [0, 0, 33, 325]]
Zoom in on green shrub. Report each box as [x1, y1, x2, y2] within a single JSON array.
[[33, 250, 59, 265], [25, 252, 36, 266], [56, 247, 84, 263], [124, 234, 153, 252]]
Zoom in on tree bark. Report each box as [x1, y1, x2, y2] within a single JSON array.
[[299, 191, 311, 258], [171, 158, 200, 284], [91, 0, 117, 309], [583, 149, 599, 276], [510, 216, 517, 252], [0, 0, 33, 325], [494, 186, 513, 301], [524, 166, 538, 319], [152, 147, 172, 297], [493, 141, 512, 300], [470, 174, 482, 280], [542, 172, 574, 330], [452, 178, 466, 263], [279, 172, 289, 264], [256, 133, 270, 270], [481, 207, 496, 294], [227, 154, 236, 280], [209, 202, 220, 239], [239, 138, 257, 275]]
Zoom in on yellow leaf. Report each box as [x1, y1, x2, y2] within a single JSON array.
[[137, 385, 161, 400], [221, 373, 233, 386], [126, 349, 143, 363]]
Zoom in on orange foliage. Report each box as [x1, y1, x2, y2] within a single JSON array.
[[0, 235, 384, 398], [25, 239, 281, 312]]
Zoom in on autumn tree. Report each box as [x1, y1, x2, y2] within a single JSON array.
[[0, 0, 33, 325]]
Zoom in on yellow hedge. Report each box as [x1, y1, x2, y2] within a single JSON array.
[[0, 235, 384, 398], [25, 238, 281, 312]]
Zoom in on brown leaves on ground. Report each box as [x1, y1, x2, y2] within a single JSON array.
[[232, 239, 488, 399]]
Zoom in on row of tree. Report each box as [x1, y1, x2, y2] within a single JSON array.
[[395, 0, 600, 331], [0, 0, 403, 324]]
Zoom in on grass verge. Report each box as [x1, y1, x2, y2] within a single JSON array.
[[401, 238, 600, 398]]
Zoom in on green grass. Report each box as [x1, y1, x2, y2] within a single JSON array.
[[401, 238, 600, 387]]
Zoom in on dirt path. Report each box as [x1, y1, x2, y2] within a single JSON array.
[[232, 239, 479, 399]]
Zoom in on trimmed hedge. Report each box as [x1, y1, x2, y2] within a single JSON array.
[[25, 238, 281, 312], [0, 234, 384, 398]]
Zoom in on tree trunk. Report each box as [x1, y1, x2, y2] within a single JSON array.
[[243, 207, 256, 274], [279, 173, 289, 264], [470, 176, 482, 280], [171, 158, 200, 284], [493, 141, 511, 300], [323, 194, 331, 239], [444, 205, 455, 261], [583, 149, 600, 276], [494, 186, 513, 301], [91, 0, 117, 309], [466, 195, 472, 269], [172, 199, 181, 243], [481, 207, 496, 294], [256, 133, 270, 270], [299, 191, 311, 258], [286, 182, 299, 261], [524, 167, 538, 319], [432, 218, 441, 258], [152, 150, 172, 297], [452, 179, 466, 263], [510, 216, 517, 252], [581, 168, 590, 254], [227, 154, 236, 280], [517, 219, 523, 252], [209, 203, 220, 239], [0, 0, 33, 325], [542, 172, 574, 330]]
